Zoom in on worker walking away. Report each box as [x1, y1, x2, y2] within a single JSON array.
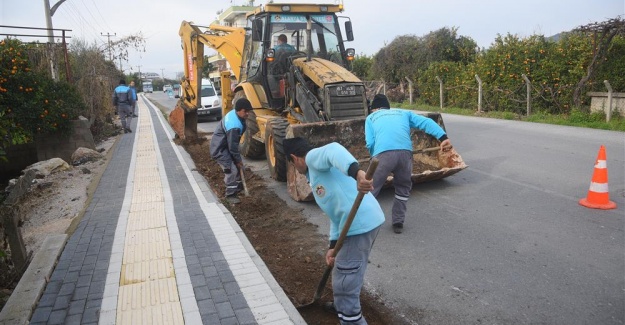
[[129, 80, 138, 117], [112, 79, 135, 133], [284, 137, 384, 325], [365, 94, 453, 234], [209, 98, 254, 204]]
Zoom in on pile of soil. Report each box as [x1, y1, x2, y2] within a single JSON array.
[[180, 135, 406, 324]]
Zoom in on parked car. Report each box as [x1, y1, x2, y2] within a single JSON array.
[[198, 78, 221, 121]]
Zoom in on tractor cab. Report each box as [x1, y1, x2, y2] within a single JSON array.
[[242, 3, 355, 111]]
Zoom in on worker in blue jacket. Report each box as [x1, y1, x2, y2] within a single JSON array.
[[284, 137, 384, 325], [365, 94, 453, 234], [112, 79, 135, 133], [129, 80, 138, 117], [209, 98, 253, 204]]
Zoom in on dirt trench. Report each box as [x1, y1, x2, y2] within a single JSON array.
[[179, 135, 407, 325]]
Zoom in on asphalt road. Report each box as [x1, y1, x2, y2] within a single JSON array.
[[367, 115, 624, 325], [147, 93, 625, 325]]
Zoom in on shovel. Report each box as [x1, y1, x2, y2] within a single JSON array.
[[239, 166, 250, 196], [297, 158, 379, 309]]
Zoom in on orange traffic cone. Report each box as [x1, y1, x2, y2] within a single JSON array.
[[579, 145, 617, 210]]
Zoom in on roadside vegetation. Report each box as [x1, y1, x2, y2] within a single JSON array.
[[353, 16, 625, 131], [397, 102, 625, 131]]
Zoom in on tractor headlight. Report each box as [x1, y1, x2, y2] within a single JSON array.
[[346, 48, 355, 61], [266, 48, 275, 62]]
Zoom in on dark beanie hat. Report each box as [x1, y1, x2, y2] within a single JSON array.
[[283, 137, 313, 160], [119, 79, 126, 85], [234, 98, 253, 111], [370, 94, 390, 110]]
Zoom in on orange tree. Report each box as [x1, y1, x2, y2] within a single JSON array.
[[418, 31, 617, 115], [0, 38, 84, 160]]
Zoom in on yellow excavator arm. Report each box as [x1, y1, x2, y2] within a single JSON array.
[[171, 21, 246, 138]]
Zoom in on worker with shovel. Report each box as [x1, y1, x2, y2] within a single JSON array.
[[365, 94, 453, 234], [209, 98, 253, 204], [284, 137, 385, 325]]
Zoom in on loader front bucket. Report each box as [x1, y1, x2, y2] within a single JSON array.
[[169, 102, 199, 140], [285, 113, 467, 202]]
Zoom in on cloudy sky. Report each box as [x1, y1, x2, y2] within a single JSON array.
[[1, 0, 622, 80]]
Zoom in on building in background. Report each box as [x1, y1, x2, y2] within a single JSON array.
[[141, 72, 161, 80], [207, 1, 256, 91]]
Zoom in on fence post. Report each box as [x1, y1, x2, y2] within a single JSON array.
[[475, 74, 482, 113], [522, 74, 531, 116], [405, 77, 413, 105], [62, 30, 72, 83], [604, 80, 613, 122], [436, 75, 444, 110]]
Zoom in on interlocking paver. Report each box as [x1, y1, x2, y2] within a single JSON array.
[[23, 96, 305, 324]]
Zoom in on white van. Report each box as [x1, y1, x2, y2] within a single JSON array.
[[198, 78, 222, 121]]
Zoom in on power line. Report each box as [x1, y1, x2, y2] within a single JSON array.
[[57, 1, 102, 41], [90, 0, 112, 31], [78, 0, 108, 33]]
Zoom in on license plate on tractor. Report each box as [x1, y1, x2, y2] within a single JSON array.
[[336, 85, 356, 96]]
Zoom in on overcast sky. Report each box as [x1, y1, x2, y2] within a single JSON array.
[[1, 0, 623, 80]]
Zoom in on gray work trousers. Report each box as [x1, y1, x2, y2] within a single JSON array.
[[333, 226, 381, 325], [219, 161, 242, 196], [118, 105, 133, 130], [371, 150, 413, 225]]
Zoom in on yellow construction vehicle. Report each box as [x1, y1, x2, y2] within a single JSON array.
[[171, 2, 467, 201]]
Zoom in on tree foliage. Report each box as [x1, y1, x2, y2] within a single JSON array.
[[571, 17, 625, 107], [369, 17, 624, 115], [0, 38, 85, 158], [371, 27, 477, 84], [105, 33, 146, 71], [351, 54, 373, 80], [70, 39, 119, 126]]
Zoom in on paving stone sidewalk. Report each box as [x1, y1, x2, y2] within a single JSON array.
[[23, 95, 306, 325]]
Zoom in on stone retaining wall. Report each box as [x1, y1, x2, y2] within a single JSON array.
[[35, 119, 96, 163], [0, 144, 38, 183]]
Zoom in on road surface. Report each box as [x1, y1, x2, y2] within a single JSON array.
[[147, 93, 625, 324]]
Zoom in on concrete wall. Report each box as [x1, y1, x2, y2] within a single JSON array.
[[1, 119, 95, 183], [0, 143, 38, 183], [588, 92, 625, 117], [35, 119, 96, 163]]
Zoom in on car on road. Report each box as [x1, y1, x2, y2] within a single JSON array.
[[198, 78, 221, 121], [163, 84, 173, 93]]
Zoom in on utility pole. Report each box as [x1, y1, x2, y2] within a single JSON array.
[[101, 32, 116, 61], [160, 68, 165, 81], [137, 65, 142, 80], [43, 0, 67, 80]]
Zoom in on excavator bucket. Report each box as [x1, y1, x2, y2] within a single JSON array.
[[285, 113, 467, 201], [169, 102, 199, 140]]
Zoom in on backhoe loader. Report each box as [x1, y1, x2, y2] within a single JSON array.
[[170, 2, 467, 201]]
